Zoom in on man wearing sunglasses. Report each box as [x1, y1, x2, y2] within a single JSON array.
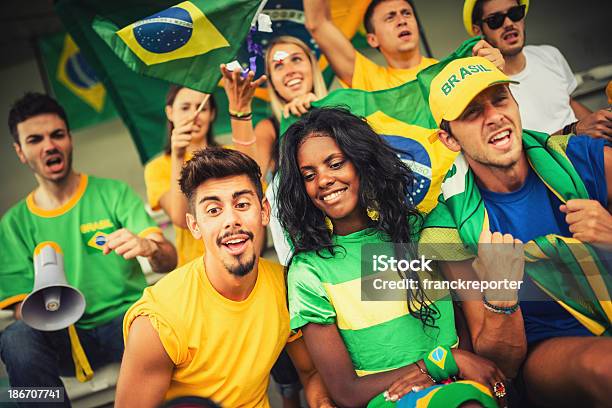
[[464, 0, 612, 140]]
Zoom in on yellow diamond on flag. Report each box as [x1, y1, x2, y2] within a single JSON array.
[[116, 1, 230, 66], [57, 35, 106, 112], [428, 346, 447, 370], [87, 231, 109, 251]]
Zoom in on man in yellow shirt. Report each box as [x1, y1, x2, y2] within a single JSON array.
[[304, 0, 504, 91], [116, 148, 331, 408]]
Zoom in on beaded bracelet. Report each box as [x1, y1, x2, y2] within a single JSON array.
[[482, 296, 519, 315], [229, 113, 253, 121], [416, 360, 436, 384], [229, 109, 252, 118]]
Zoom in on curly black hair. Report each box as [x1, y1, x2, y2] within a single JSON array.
[[277, 106, 439, 327]]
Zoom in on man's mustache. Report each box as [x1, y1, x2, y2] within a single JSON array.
[[216, 229, 254, 246]]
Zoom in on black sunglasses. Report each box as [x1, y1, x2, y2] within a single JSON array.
[[480, 4, 526, 30]]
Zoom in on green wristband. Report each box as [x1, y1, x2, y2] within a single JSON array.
[[424, 345, 459, 382]]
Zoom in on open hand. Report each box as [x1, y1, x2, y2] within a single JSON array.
[[221, 64, 267, 113]]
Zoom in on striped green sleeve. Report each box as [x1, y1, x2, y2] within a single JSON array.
[[287, 256, 336, 330]]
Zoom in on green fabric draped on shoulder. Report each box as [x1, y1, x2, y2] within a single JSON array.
[[419, 130, 612, 336]]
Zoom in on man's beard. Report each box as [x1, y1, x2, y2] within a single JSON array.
[[223, 253, 256, 277], [469, 150, 520, 170]]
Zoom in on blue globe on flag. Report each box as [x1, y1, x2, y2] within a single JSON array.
[[95, 234, 107, 247], [133, 7, 193, 54], [65, 52, 99, 89], [381, 135, 432, 208]]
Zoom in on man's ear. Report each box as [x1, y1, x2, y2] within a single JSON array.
[[13, 142, 26, 164], [473, 24, 482, 36], [261, 197, 271, 227], [437, 128, 461, 153], [186, 212, 202, 240], [366, 32, 380, 49]]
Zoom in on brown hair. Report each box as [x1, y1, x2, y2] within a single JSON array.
[[9, 92, 70, 144], [179, 147, 264, 212]]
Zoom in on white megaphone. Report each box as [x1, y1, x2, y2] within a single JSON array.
[[21, 242, 86, 331]]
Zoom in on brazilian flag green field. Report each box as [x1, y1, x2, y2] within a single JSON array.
[[92, 0, 265, 93]]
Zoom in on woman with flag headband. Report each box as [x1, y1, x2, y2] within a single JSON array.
[[221, 35, 328, 265], [275, 106, 502, 407]]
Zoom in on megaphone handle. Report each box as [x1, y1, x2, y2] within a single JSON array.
[[68, 325, 94, 382]]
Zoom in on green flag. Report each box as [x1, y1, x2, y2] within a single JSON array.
[[419, 130, 612, 336], [37, 32, 117, 130], [55, 0, 269, 163], [92, 0, 265, 93], [280, 37, 481, 214]]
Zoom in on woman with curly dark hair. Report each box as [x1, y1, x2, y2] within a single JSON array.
[[277, 107, 501, 407]]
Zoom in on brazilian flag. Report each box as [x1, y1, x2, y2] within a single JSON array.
[[93, 0, 265, 93], [37, 32, 117, 130], [281, 37, 483, 213], [54, 0, 369, 163]]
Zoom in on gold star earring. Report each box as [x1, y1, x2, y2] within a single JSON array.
[[367, 207, 380, 221], [324, 216, 334, 233]]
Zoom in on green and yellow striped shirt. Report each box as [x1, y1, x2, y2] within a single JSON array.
[[288, 228, 458, 376]]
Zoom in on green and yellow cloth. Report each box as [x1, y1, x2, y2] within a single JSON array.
[[419, 130, 612, 336]]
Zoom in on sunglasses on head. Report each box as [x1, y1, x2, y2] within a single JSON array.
[[480, 4, 526, 30]]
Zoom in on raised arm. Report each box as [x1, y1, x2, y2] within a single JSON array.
[[221, 64, 272, 174], [159, 113, 198, 229], [115, 316, 174, 408], [303, 0, 356, 86]]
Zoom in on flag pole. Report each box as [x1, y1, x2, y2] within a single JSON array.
[[195, 93, 211, 116]]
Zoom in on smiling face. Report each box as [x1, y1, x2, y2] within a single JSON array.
[[186, 174, 270, 277], [165, 87, 214, 145], [14, 113, 73, 183], [440, 84, 523, 169], [366, 0, 420, 56], [267, 42, 314, 103], [474, 0, 525, 57], [297, 135, 368, 235]]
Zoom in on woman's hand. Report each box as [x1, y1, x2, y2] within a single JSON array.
[[170, 113, 198, 159], [221, 64, 267, 113], [453, 349, 507, 401], [385, 362, 435, 401], [283, 92, 318, 118]]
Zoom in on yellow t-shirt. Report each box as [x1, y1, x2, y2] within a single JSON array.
[[351, 52, 438, 91], [144, 153, 204, 266], [123, 257, 293, 407]]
